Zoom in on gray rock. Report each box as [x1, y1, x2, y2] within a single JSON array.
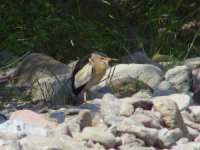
[[183, 57, 200, 69], [192, 90, 200, 104], [0, 120, 48, 136], [156, 128, 183, 148], [117, 122, 158, 146], [165, 65, 192, 92], [81, 127, 116, 149], [49, 111, 65, 123], [12, 53, 72, 87], [20, 134, 88, 150], [99, 64, 163, 89], [172, 142, 200, 150], [0, 113, 8, 124], [153, 81, 178, 96], [192, 68, 200, 92], [153, 98, 188, 136]]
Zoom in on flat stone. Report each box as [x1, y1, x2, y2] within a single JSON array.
[[20, 134, 88, 150], [0, 120, 48, 136], [10, 110, 57, 129], [81, 127, 116, 149]]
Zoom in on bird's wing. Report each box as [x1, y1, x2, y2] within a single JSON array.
[[74, 62, 93, 88]]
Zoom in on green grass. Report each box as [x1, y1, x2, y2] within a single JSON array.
[[0, 0, 199, 61]]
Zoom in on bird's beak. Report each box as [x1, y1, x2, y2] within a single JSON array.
[[104, 57, 118, 62]]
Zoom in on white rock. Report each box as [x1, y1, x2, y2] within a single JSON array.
[[165, 66, 192, 92], [187, 126, 199, 140], [153, 94, 192, 111], [120, 144, 156, 150], [172, 142, 200, 150], [131, 109, 162, 129], [117, 122, 158, 146], [81, 127, 116, 148], [121, 133, 144, 146], [0, 140, 21, 150], [183, 57, 200, 69], [0, 120, 48, 136], [100, 64, 163, 88], [119, 103, 134, 117], [20, 134, 88, 150], [156, 128, 183, 148], [176, 138, 189, 145], [189, 106, 200, 123]]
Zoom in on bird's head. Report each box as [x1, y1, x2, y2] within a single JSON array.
[[91, 52, 118, 63]]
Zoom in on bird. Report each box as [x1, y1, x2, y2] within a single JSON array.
[[71, 52, 117, 102]]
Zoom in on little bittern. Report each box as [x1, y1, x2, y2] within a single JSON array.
[[71, 52, 117, 102]]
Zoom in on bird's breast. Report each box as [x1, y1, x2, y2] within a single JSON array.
[[83, 62, 107, 91]]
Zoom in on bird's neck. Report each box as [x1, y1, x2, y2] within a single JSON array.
[[93, 60, 108, 76]]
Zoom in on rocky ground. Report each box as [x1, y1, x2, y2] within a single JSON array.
[[1, 52, 200, 150]]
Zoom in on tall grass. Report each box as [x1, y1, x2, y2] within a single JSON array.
[[0, 0, 199, 62]]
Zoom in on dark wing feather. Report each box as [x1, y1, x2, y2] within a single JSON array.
[[71, 54, 91, 95]]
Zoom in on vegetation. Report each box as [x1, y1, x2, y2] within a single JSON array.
[[0, 0, 199, 61]]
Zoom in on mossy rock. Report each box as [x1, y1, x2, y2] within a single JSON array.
[[152, 54, 172, 63], [108, 77, 153, 97]]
